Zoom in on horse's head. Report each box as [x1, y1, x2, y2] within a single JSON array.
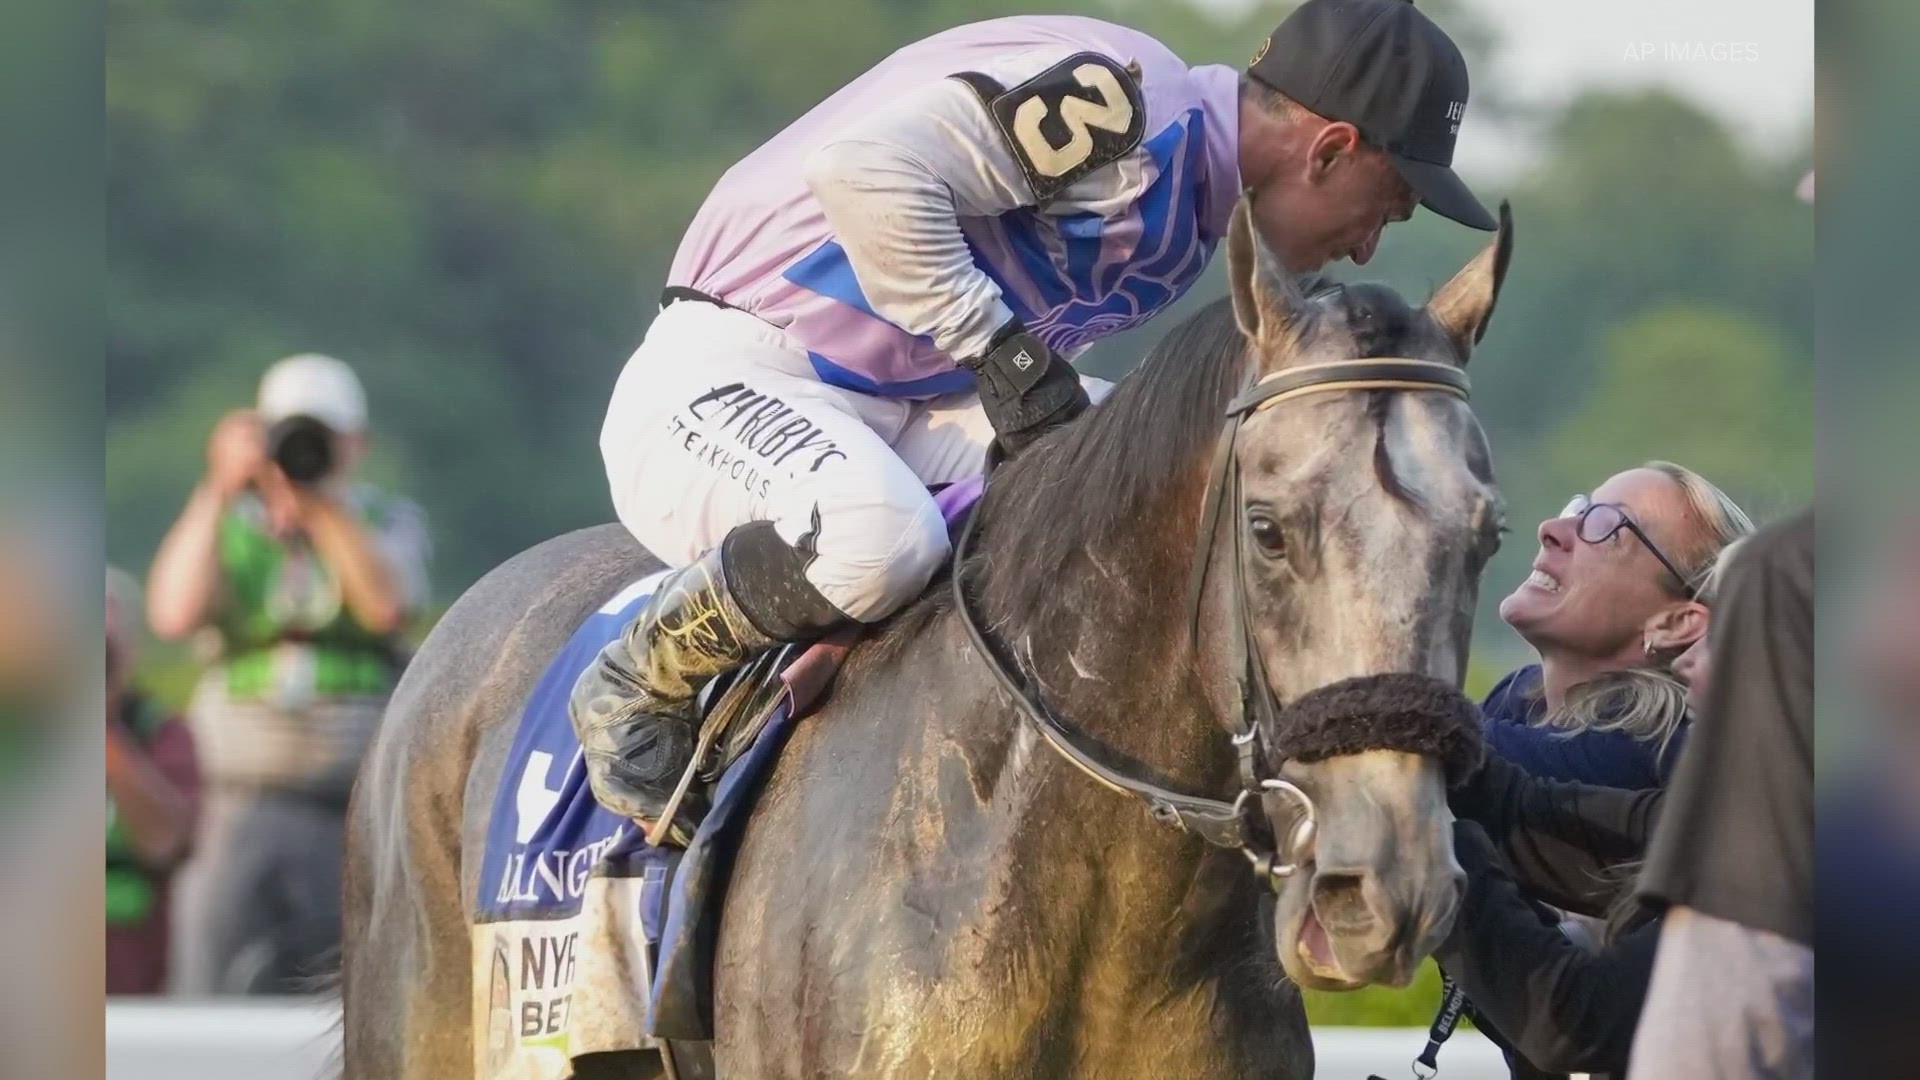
[[1222, 198, 1512, 990]]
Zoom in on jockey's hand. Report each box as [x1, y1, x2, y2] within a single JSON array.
[[960, 319, 1089, 459]]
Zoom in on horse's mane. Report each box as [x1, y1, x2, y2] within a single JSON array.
[[859, 299, 1251, 662], [969, 297, 1252, 628]]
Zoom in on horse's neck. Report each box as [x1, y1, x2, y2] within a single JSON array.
[[927, 599, 1269, 1054], [981, 518, 1237, 794], [949, 514, 1256, 961]]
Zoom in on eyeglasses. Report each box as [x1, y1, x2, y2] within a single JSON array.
[[1559, 495, 1697, 599]]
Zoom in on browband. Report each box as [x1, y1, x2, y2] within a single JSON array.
[[1186, 357, 1471, 649], [1227, 358, 1470, 417]]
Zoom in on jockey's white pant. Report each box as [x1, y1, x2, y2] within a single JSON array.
[[602, 299, 1036, 623]]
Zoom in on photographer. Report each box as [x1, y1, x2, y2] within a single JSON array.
[[146, 353, 428, 993]]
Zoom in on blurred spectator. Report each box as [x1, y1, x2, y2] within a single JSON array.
[[105, 567, 201, 995], [0, 540, 63, 802], [147, 354, 429, 994], [1629, 510, 1814, 1079], [1818, 513, 1920, 1077], [1481, 461, 1753, 788]]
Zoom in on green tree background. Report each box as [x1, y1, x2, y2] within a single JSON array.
[[106, 0, 1811, 1021]]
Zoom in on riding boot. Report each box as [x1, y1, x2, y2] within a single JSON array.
[[569, 521, 847, 843]]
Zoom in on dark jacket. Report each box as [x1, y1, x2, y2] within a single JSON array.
[[1437, 754, 1667, 1078], [1480, 665, 1685, 790]]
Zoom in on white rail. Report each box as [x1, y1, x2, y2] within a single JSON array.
[[105, 999, 1513, 1079]]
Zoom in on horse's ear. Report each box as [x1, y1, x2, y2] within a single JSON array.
[[1226, 197, 1300, 352], [1426, 200, 1514, 363]]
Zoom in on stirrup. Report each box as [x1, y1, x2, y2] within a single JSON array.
[[644, 716, 727, 847]]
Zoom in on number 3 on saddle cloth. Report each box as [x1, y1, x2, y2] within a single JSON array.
[[471, 478, 984, 1075]]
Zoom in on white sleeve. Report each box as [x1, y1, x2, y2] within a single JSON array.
[[804, 50, 1149, 362], [371, 495, 432, 613]]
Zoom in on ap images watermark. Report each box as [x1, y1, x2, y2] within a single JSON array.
[[1622, 41, 1760, 63]]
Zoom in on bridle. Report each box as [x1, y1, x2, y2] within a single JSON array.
[[952, 356, 1471, 893]]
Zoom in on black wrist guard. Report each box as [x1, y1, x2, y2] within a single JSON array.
[[960, 320, 1090, 458]]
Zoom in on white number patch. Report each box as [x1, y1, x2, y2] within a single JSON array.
[[1010, 63, 1136, 179], [954, 53, 1146, 202]]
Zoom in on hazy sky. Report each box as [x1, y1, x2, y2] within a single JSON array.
[[1208, 0, 1814, 176]]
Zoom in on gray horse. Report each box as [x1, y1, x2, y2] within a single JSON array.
[[342, 201, 1514, 1079]]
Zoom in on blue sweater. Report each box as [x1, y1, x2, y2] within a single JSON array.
[[1479, 666, 1684, 790]]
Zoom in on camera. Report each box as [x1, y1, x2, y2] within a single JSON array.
[[267, 413, 337, 483]]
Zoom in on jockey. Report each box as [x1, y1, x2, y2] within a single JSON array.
[[574, 1, 1497, 838]]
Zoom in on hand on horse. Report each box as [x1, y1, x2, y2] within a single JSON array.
[[1446, 750, 1522, 835], [961, 318, 1089, 459]]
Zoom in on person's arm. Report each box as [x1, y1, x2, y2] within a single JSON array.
[[146, 411, 267, 640], [803, 72, 1023, 368], [1437, 821, 1658, 1076], [1482, 715, 1663, 789], [103, 708, 197, 871], [805, 50, 1149, 452], [144, 484, 228, 640], [149, 407, 278, 634], [1451, 753, 1663, 916], [289, 485, 410, 636]]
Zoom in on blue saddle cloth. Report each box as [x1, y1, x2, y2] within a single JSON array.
[[475, 475, 985, 1047], [474, 569, 805, 1040]]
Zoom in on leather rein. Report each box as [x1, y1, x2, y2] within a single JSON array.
[[951, 357, 1471, 893]]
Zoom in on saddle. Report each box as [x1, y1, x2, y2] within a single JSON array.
[[684, 475, 987, 805], [684, 632, 855, 796], [645, 478, 984, 1068], [474, 481, 984, 1079]]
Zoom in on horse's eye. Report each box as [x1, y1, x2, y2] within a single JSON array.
[[1248, 514, 1287, 556], [1470, 518, 1507, 566]]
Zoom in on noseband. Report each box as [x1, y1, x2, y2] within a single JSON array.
[[952, 357, 1471, 892]]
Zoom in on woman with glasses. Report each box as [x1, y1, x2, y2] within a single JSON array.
[[1413, 463, 1752, 1079], [1424, 533, 1772, 1080], [1480, 461, 1754, 790]]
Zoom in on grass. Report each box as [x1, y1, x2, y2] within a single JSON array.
[[1302, 959, 1456, 1027]]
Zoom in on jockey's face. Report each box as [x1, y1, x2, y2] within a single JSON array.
[[1245, 118, 1417, 274]]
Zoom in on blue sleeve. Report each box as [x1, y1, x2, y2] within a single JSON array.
[[1482, 719, 1664, 790], [1478, 666, 1540, 723], [1656, 720, 1689, 783]]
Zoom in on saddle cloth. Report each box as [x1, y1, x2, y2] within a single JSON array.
[[470, 477, 982, 1079]]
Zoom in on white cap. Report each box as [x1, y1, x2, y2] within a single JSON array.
[[257, 353, 368, 433]]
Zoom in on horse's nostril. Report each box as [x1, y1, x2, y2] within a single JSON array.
[[1311, 871, 1374, 933]]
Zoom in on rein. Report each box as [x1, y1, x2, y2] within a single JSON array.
[[951, 357, 1471, 892]]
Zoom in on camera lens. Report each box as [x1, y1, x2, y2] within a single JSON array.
[[267, 415, 336, 483]]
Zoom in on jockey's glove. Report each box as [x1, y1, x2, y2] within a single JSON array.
[[960, 319, 1090, 459]]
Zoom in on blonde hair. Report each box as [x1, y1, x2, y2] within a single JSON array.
[[1545, 668, 1691, 763], [1641, 460, 1756, 595], [1539, 464, 1756, 761]]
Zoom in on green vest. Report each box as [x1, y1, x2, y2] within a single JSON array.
[[214, 486, 403, 700]]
